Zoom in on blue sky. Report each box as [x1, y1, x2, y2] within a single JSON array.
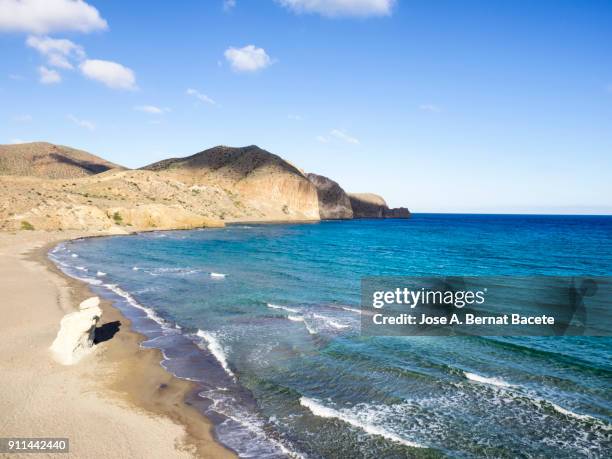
[[1, 0, 611, 213]]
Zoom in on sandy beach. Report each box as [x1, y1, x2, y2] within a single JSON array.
[[0, 230, 235, 459]]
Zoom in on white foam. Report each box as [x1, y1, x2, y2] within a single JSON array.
[[96, 271, 107, 277], [148, 267, 199, 276], [132, 266, 139, 271], [196, 330, 235, 378], [287, 315, 317, 334], [465, 372, 607, 427], [312, 313, 350, 329], [73, 275, 102, 286], [464, 372, 514, 388], [267, 303, 299, 313], [103, 283, 166, 327], [300, 397, 423, 448], [71, 253, 78, 258], [201, 389, 305, 459], [549, 402, 597, 422], [210, 272, 226, 279], [75, 266, 87, 271], [51, 244, 65, 254], [341, 306, 361, 314]]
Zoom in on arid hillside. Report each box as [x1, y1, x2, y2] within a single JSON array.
[[143, 145, 321, 222], [0, 142, 408, 232], [0, 142, 123, 179]]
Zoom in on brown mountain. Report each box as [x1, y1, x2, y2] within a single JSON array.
[[0, 142, 123, 179], [0, 142, 409, 232], [143, 145, 321, 222]]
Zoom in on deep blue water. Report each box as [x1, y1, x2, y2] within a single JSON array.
[[50, 215, 612, 458]]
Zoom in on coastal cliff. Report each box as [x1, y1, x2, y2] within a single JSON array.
[[0, 142, 409, 231], [306, 173, 353, 219]]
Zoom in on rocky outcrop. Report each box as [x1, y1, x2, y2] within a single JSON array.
[[383, 207, 410, 218], [50, 297, 102, 365], [306, 173, 353, 220], [0, 142, 123, 179], [349, 193, 411, 219]]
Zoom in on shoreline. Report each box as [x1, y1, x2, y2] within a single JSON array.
[[0, 230, 236, 459]]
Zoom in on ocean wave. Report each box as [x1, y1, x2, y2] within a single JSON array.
[[464, 371, 514, 388], [50, 244, 66, 254], [312, 313, 350, 329], [201, 389, 305, 459], [96, 271, 107, 277], [287, 315, 317, 334], [196, 330, 236, 378], [341, 306, 361, 314], [210, 272, 227, 279], [75, 266, 87, 272], [267, 303, 300, 313], [144, 267, 200, 277], [548, 401, 600, 423], [299, 397, 423, 449], [71, 253, 78, 258], [464, 371, 608, 426], [102, 283, 167, 327]]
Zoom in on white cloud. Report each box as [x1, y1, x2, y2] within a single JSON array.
[[67, 114, 94, 130], [26, 35, 85, 69], [317, 130, 360, 144], [134, 105, 166, 115], [223, 0, 236, 11], [13, 114, 32, 122], [330, 129, 359, 144], [0, 0, 107, 34], [419, 104, 441, 113], [79, 59, 136, 90], [38, 65, 61, 84], [224, 45, 273, 72], [277, 0, 394, 17], [186, 88, 216, 105], [10, 138, 31, 144], [288, 114, 303, 120]]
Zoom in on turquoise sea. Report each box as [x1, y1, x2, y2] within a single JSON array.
[[50, 215, 612, 458]]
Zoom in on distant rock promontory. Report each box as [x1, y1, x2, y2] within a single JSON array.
[[348, 193, 411, 219]]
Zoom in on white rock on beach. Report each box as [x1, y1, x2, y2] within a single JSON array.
[[50, 296, 102, 365]]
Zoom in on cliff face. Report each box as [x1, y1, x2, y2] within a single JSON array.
[[0, 142, 123, 179], [349, 193, 411, 219], [143, 145, 321, 222], [306, 173, 353, 220]]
